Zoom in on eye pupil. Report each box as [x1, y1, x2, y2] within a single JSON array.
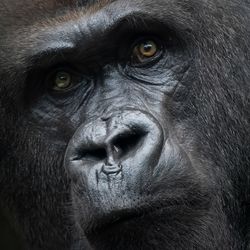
[[140, 41, 157, 56], [141, 43, 155, 54]]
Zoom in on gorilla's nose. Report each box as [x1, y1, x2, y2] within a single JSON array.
[[94, 121, 146, 175], [64, 110, 164, 178]]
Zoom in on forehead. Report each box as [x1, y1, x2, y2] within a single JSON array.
[[1, 0, 114, 10], [0, 0, 125, 24], [1, 0, 170, 30], [0, 0, 119, 29]]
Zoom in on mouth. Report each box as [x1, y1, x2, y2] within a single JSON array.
[[84, 196, 180, 239], [83, 204, 170, 250], [80, 177, 212, 240], [85, 206, 146, 236]]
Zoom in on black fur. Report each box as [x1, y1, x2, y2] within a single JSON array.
[[0, 0, 249, 249]]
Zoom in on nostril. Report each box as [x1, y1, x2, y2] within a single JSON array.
[[74, 147, 107, 161], [112, 131, 145, 157]]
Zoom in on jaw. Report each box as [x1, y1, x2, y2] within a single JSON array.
[[69, 144, 217, 250], [68, 157, 241, 250], [72, 175, 215, 250]]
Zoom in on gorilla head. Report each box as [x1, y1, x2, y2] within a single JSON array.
[[0, 0, 249, 249]]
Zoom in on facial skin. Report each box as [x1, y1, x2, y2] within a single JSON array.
[[0, 0, 249, 249]]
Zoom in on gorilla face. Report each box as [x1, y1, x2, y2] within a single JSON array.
[[0, 0, 249, 249]]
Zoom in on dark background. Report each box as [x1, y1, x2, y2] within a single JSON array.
[[0, 211, 23, 250]]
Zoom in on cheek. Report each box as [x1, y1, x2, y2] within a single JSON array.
[[151, 138, 202, 186]]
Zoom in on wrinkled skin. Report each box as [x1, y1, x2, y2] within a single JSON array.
[[0, 0, 250, 249]]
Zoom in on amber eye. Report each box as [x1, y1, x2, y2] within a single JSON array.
[[53, 71, 72, 90], [132, 40, 160, 64]]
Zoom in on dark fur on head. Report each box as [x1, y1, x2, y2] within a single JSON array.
[[0, 0, 249, 249]]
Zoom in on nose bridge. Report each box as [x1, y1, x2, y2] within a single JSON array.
[[81, 113, 133, 151], [81, 118, 108, 148], [104, 112, 145, 162]]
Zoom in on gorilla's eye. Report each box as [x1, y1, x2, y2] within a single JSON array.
[[131, 39, 162, 65], [47, 69, 87, 93], [53, 71, 72, 90], [136, 40, 157, 58]]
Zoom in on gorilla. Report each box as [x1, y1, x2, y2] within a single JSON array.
[[0, 0, 249, 249]]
